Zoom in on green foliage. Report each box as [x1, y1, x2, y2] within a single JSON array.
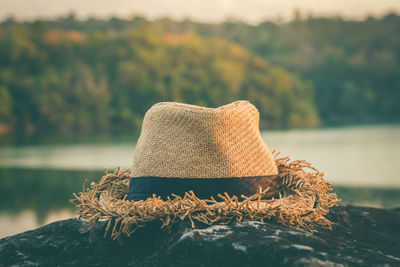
[[156, 14, 400, 124], [0, 86, 13, 124], [2, 13, 398, 134], [0, 19, 318, 133]]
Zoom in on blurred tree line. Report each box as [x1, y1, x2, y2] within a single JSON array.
[[0, 13, 399, 134], [157, 13, 400, 124]]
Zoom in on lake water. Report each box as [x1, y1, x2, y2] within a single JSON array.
[[0, 124, 399, 238]]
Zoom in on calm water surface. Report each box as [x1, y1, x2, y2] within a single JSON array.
[[0, 124, 399, 238]]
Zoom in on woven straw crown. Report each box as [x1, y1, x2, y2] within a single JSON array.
[[131, 101, 278, 178]]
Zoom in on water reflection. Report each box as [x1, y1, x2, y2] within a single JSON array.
[[0, 144, 133, 170], [0, 124, 399, 238], [1, 124, 399, 186], [0, 168, 103, 237], [263, 124, 400, 187], [1, 167, 400, 238], [0, 210, 75, 238]]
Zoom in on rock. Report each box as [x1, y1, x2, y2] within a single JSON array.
[[1, 205, 400, 266]]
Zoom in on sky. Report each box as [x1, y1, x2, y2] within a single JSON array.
[[1, 0, 399, 23]]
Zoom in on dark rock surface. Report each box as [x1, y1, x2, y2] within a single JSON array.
[[1, 205, 400, 266]]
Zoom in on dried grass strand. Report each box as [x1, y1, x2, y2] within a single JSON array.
[[71, 152, 340, 240]]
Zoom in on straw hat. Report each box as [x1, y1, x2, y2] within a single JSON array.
[[72, 101, 339, 240]]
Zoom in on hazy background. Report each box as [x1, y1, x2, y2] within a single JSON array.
[[2, 0, 400, 23], [0, 0, 399, 238]]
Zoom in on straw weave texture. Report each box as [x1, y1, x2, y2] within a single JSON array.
[[131, 101, 278, 178]]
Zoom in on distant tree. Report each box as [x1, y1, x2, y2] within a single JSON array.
[[2, 13, 398, 134]]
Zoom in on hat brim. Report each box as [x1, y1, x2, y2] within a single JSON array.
[[71, 152, 340, 240]]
